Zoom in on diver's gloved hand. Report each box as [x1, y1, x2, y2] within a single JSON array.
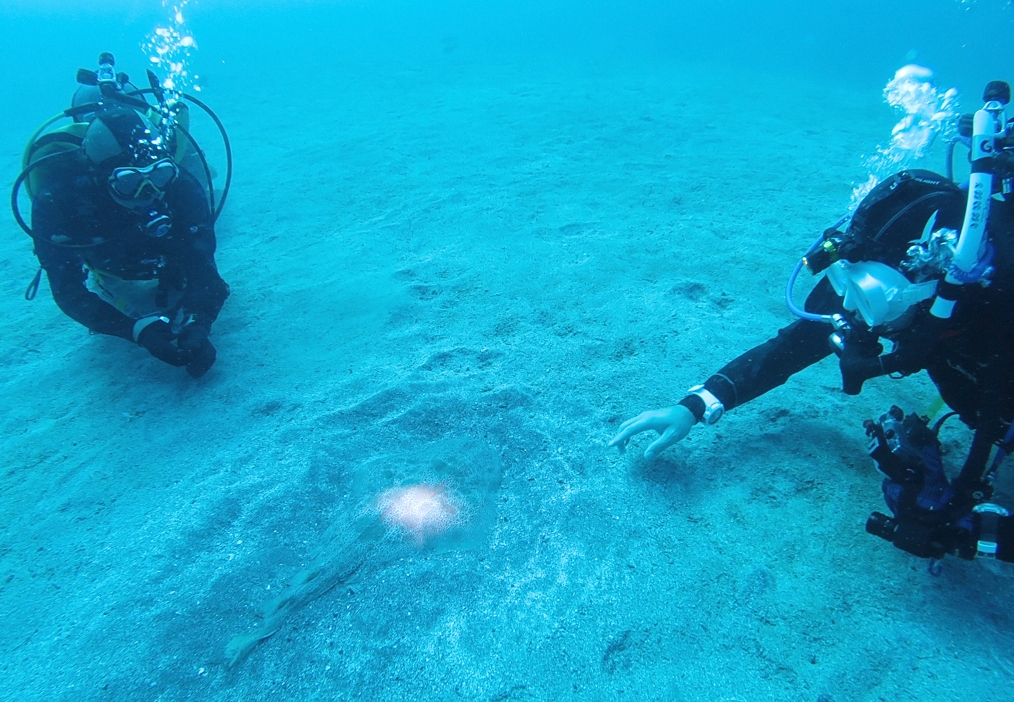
[[135, 317, 189, 367], [178, 323, 217, 378], [609, 405, 696, 458], [836, 339, 885, 396]]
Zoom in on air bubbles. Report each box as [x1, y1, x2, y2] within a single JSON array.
[[850, 65, 959, 210], [141, 2, 201, 151], [143, 1, 200, 96]]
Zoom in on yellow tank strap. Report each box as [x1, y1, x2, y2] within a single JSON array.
[[22, 123, 89, 199], [925, 395, 946, 419], [22, 112, 69, 168]]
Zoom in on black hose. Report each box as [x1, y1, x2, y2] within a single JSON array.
[[125, 87, 233, 221], [8, 152, 74, 237], [175, 123, 216, 216], [183, 91, 233, 221], [25, 268, 42, 301], [932, 411, 960, 436], [10, 167, 33, 237], [10, 151, 107, 247]]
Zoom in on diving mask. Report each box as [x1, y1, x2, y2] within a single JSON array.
[[825, 260, 938, 328], [108, 158, 178, 202]]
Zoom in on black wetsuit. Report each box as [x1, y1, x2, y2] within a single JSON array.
[[680, 197, 1014, 491], [31, 163, 229, 340]]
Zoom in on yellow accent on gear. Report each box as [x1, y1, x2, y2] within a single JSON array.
[[925, 395, 946, 419]]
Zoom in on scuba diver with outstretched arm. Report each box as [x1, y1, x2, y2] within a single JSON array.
[[12, 53, 233, 378], [610, 274, 844, 458], [611, 80, 1014, 567]]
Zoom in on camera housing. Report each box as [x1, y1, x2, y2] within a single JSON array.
[[863, 407, 977, 561]]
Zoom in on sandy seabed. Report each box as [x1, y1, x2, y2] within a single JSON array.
[[2, 46, 1013, 702]]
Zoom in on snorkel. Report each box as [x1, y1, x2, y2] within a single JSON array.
[[929, 81, 1011, 320]]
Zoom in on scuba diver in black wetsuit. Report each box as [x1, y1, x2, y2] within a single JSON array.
[[11, 53, 233, 378], [611, 80, 1014, 568]]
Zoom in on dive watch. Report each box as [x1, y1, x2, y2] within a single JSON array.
[[688, 385, 724, 425]]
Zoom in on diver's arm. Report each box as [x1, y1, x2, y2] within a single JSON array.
[[170, 177, 230, 326], [33, 238, 136, 341], [41, 256, 136, 339], [38, 248, 189, 366], [31, 188, 136, 339], [679, 276, 842, 420], [610, 278, 841, 456], [175, 222, 230, 325]]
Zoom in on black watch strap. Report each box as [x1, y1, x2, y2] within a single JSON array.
[[678, 394, 706, 423]]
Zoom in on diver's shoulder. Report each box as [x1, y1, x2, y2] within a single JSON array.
[[166, 168, 212, 209]]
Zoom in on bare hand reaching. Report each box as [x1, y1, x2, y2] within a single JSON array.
[[609, 405, 696, 458]]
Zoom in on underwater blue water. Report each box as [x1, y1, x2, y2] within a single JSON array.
[[2, 1, 1014, 700]]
